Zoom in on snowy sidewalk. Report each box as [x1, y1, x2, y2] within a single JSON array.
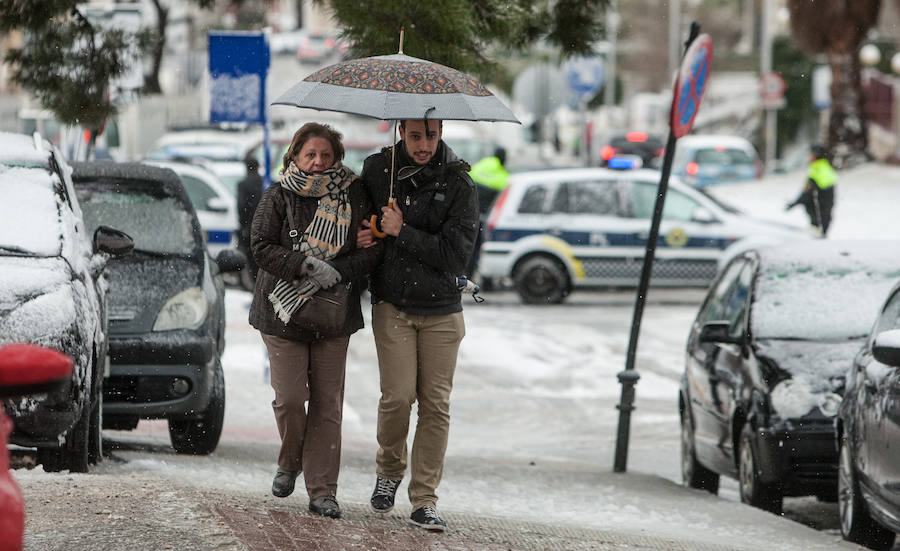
[[17, 454, 864, 551]]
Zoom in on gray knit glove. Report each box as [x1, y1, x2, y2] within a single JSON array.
[[302, 256, 341, 288]]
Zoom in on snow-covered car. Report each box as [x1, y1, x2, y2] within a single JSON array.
[[671, 135, 763, 188], [72, 162, 244, 455], [0, 131, 133, 472], [477, 167, 806, 303], [144, 160, 239, 257], [679, 240, 900, 514], [837, 277, 900, 550]]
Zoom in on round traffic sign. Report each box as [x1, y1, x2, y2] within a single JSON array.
[[670, 34, 713, 138]]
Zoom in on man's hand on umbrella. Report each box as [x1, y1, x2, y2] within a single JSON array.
[[381, 202, 404, 236], [357, 219, 376, 248]]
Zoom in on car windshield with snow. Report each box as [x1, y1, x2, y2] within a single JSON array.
[[0, 131, 132, 472], [72, 161, 244, 455], [477, 167, 806, 304], [679, 239, 900, 515]]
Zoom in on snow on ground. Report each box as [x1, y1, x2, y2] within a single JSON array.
[[26, 163, 892, 548]]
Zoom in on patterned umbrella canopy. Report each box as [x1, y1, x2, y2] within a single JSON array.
[[272, 53, 520, 123]]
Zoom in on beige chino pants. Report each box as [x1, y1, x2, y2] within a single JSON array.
[[372, 302, 465, 509], [261, 333, 350, 500]]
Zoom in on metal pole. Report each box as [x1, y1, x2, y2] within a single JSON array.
[[605, 0, 618, 106], [613, 23, 700, 473], [761, 0, 776, 169], [668, 0, 681, 80], [613, 130, 677, 473]]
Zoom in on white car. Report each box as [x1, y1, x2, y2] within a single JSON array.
[[144, 161, 238, 257], [478, 167, 808, 303]]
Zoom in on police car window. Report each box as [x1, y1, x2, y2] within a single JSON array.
[[723, 262, 753, 337], [517, 185, 547, 214], [178, 174, 217, 212], [552, 181, 620, 215], [628, 182, 698, 222]]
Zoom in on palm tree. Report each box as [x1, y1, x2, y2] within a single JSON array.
[[787, 0, 880, 167]]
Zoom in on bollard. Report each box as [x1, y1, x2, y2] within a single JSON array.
[[613, 369, 641, 473]]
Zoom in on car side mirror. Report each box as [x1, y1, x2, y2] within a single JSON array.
[[698, 321, 743, 345], [93, 225, 134, 256], [872, 329, 900, 368], [215, 248, 246, 274], [692, 207, 717, 224], [206, 197, 229, 213]]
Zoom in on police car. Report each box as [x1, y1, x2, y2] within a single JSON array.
[[477, 165, 807, 303]]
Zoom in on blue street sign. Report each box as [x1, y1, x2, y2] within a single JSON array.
[[208, 32, 270, 124], [565, 56, 605, 105]]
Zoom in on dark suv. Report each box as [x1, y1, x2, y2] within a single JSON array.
[[0, 131, 132, 472], [73, 162, 244, 455], [836, 279, 900, 550]]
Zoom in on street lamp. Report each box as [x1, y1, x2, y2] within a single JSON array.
[[860, 43, 881, 67], [891, 52, 900, 75]]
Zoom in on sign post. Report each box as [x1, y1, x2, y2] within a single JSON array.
[[613, 23, 712, 473], [208, 31, 272, 187]]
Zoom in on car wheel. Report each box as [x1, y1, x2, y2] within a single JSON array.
[[680, 409, 719, 494], [513, 256, 569, 304], [838, 437, 896, 549], [168, 359, 225, 455], [738, 425, 783, 514]]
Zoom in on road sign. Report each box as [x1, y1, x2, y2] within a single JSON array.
[[208, 32, 270, 124], [670, 34, 713, 138], [565, 56, 605, 105], [760, 72, 787, 109]]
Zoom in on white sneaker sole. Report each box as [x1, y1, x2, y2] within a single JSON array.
[[407, 518, 446, 532]]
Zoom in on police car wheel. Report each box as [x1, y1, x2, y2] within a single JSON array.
[[513, 256, 569, 304]]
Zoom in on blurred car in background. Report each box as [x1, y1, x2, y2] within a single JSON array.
[[597, 132, 665, 168], [72, 162, 244, 455], [672, 135, 763, 188], [0, 131, 133, 472], [477, 167, 806, 304], [144, 160, 238, 257], [680, 240, 900, 515], [837, 277, 900, 550], [146, 127, 262, 164]]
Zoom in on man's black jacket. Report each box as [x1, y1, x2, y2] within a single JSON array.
[[362, 141, 479, 315]]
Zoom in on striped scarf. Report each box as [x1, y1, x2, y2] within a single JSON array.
[[269, 161, 355, 324]]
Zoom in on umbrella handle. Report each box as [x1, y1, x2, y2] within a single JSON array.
[[369, 198, 394, 239]]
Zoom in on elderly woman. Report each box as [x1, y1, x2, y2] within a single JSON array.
[[249, 122, 381, 519]]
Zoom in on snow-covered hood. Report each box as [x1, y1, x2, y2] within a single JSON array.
[[754, 338, 860, 394], [0, 256, 78, 345]]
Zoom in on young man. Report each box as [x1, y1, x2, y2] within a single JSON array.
[[360, 119, 479, 531]]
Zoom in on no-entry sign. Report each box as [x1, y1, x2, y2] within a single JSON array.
[[670, 34, 713, 138]]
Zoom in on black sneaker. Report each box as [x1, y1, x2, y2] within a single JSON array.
[[309, 495, 341, 519], [409, 506, 446, 532], [370, 476, 401, 513], [271, 469, 299, 498]]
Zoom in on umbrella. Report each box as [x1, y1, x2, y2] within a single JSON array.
[[272, 31, 519, 236], [272, 56, 519, 124]]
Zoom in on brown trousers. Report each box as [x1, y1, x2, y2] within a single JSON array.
[[261, 333, 349, 500], [372, 302, 465, 509]]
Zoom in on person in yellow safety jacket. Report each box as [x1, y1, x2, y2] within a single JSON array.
[[786, 144, 836, 237], [467, 147, 510, 277]]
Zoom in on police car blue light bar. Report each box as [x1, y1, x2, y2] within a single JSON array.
[[607, 155, 643, 170]]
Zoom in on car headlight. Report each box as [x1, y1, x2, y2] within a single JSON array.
[[770, 379, 842, 418], [153, 287, 208, 331]]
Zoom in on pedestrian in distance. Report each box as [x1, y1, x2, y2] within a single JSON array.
[[358, 118, 479, 531], [248, 122, 381, 519], [467, 146, 509, 278], [786, 144, 837, 237], [236, 154, 263, 288]]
